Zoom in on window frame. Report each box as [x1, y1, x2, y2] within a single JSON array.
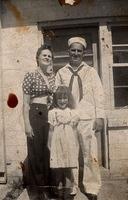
[[106, 23, 128, 125], [110, 24, 128, 109]]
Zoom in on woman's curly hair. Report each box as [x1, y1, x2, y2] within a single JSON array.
[[36, 44, 54, 66]]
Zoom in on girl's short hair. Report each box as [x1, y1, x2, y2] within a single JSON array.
[[53, 85, 75, 109], [36, 44, 53, 66]]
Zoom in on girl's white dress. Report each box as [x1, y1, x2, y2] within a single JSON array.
[[48, 108, 79, 168]]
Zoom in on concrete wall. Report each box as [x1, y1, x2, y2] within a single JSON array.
[[1, 24, 39, 180], [0, 2, 6, 183], [109, 128, 128, 177]]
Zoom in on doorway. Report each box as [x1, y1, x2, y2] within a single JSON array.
[[42, 25, 104, 166]]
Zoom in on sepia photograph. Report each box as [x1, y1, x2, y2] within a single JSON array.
[[0, 0, 128, 200]]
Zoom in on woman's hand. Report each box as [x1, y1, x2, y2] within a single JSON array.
[[47, 95, 53, 109], [25, 124, 34, 138], [23, 94, 34, 138]]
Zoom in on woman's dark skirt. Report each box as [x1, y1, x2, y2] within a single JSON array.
[[27, 103, 50, 186]]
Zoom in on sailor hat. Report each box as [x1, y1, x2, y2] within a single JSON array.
[[68, 37, 86, 48]]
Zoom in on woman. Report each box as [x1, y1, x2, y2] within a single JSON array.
[[22, 45, 55, 187]]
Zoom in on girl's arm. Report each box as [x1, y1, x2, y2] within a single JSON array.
[[48, 124, 54, 150], [70, 110, 80, 128], [23, 93, 34, 138]]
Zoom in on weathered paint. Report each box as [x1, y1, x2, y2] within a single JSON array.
[[3, 0, 29, 32], [1, 0, 128, 28]]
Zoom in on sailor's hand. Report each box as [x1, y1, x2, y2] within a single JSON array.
[[93, 118, 104, 132]]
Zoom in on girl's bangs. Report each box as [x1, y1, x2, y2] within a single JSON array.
[[55, 86, 69, 98]]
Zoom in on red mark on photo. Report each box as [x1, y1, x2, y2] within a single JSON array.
[[7, 93, 18, 108]]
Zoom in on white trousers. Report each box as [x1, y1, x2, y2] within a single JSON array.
[[77, 120, 101, 195]]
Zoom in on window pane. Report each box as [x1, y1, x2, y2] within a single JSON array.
[[113, 46, 128, 63], [53, 55, 93, 73], [114, 88, 128, 107], [113, 67, 128, 86], [52, 33, 93, 57], [112, 26, 128, 63], [43, 29, 93, 55], [112, 27, 128, 44], [112, 26, 128, 107], [53, 57, 69, 73]]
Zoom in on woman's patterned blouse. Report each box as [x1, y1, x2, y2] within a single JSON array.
[[22, 69, 55, 98]]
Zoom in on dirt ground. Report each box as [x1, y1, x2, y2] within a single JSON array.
[[0, 168, 128, 200], [0, 178, 128, 200]]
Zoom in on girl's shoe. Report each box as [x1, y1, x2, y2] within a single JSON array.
[[57, 181, 63, 190], [70, 186, 78, 196], [86, 193, 97, 200]]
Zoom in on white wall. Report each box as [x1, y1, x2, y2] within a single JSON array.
[[1, 24, 40, 179]]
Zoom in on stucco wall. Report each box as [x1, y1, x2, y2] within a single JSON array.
[[1, 24, 39, 179], [109, 129, 128, 176]]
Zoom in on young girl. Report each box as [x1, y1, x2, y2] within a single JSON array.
[[48, 86, 79, 195]]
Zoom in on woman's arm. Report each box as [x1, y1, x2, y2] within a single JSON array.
[[23, 93, 34, 138]]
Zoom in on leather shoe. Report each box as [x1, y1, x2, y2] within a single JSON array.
[[86, 193, 97, 200]]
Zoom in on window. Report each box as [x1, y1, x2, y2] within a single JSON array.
[[42, 27, 99, 73], [112, 26, 128, 108]]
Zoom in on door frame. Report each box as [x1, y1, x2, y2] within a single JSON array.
[[38, 22, 109, 168]]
